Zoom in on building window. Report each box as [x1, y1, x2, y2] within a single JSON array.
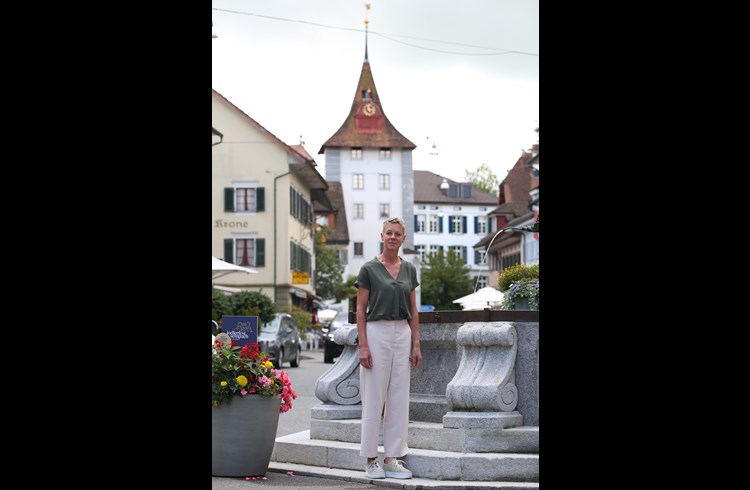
[[475, 216, 488, 234], [339, 248, 348, 265], [379, 149, 391, 160], [476, 276, 488, 288], [379, 203, 390, 217], [428, 244, 440, 256], [354, 203, 364, 219], [428, 214, 440, 233], [415, 214, 426, 233], [475, 249, 487, 265], [354, 242, 364, 257], [353, 174, 364, 189], [289, 241, 312, 274], [378, 174, 390, 189], [415, 245, 425, 261], [450, 215, 465, 234], [352, 148, 363, 159], [449, 245, 466, 263], [235, 188, 257, 212], [235, 239, 256, 267], [289, 187, 312, 225], [226, 186, 265, 213]]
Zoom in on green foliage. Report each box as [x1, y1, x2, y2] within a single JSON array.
[[336, 275, 358, 310], [314, 225, 345, 300], [212, 287, 232, 323], [500, 278, 539, 310], [497, 264, 539, 292], [464, 162, 499, 196], [230, 290, 276, 325], [278, 304, 312, 339], [420, 249, 474, 311]]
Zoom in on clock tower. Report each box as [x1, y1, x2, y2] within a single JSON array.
[[318, 17, 417, 284]]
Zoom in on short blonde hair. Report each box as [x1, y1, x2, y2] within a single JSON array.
[[382, 216, 405, 232]]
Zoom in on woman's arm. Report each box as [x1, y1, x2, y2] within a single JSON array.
[[356, 286, 373, 369], [408, 289, 422, 368]]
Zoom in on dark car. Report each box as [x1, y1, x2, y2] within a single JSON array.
[[323, 313, 348, 363], [258, 313, 301, 368]]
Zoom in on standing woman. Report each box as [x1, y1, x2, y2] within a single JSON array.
[[355, 216, 422, 479]]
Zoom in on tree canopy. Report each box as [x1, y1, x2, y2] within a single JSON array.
[[419, 249, 474, 311], [314, 225, 345, 301], [464, 162, 499, 196]]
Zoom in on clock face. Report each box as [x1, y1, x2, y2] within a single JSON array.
[[363, 102, 376, 116]]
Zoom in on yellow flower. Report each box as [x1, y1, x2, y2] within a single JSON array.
[[262, 360, 274, 369], [236, 375, 248, 387], [220, 381, 228, 387]]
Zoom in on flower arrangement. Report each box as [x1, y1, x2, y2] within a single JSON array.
[[500, 278, 539, 310], [212, 338, 298, 412]]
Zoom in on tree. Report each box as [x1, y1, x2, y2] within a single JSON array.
[[336, 274, 358, 311], [464, 162, 499, 196], [230, 290, 276, 325], [314, 225, 345, 301], [419, 250, 474, 311]]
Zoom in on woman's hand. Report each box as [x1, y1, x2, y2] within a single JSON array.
[[359, 345, 373, 369], [409, 346, 422, 368]]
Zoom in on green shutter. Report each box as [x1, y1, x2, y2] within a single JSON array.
[[224, 188, 234, 212], [256, 239, 265, 267], [256, 188, 265, 212], [224, 239, 234, 263]]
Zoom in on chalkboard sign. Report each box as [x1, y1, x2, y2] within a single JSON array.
[[220, 316, 258, 347]]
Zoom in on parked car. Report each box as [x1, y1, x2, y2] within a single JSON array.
[[323, 313, 348, 363], [258, 313, 301, 368]]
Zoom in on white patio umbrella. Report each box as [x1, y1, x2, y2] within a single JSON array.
[[212, 256, 258, 280], [452, 286, 505, 310]]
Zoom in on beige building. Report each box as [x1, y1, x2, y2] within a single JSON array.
[[212, 89, 329, 310]]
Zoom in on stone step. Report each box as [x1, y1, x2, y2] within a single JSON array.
[[310, 419, 539, 453], [268, 462, 540, 489], [272, 430, 539, 483]]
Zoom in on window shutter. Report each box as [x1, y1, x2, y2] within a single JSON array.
[[488, 219, 494, 233], [474, 250, 480, 264], [439, 245, 444, 254], [256, 239, 265, 267], [462, 216, 467, 234], [449, 217, 454, 233], [439, 216, 443, 233], [462, 246, 467, 262], [290, 242, 295, 270], [474, 216, 478, 233], [379, 242, 383, 254], [256, 188, 265, 212], [224, 188, 234, 212], [414, 215, 418, 230], [224, 239, 234, 263]]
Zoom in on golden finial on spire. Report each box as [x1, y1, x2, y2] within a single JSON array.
[[364, 3, 371, 29]]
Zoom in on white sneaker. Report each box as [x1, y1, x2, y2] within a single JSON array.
[[365, 459, 385, 479], [383, 459, 412, 479]]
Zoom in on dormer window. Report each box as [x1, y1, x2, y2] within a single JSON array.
[[361, 88, 371, 99]]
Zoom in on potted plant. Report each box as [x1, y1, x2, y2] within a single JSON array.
[[212, 337, 298, 477], [498, 264, 539, 310]]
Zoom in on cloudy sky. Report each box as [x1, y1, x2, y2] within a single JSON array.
[[212, 0, 538, 184]]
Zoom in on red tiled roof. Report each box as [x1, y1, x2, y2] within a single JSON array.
[[319, 61, 416, 153]]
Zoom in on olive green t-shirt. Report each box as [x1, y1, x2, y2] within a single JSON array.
[[355, 257, 419, 322]]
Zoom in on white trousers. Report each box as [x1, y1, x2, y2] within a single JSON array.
[[359, 319, 412, 458]]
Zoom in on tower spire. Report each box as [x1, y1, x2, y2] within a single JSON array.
[[364, 3, 371, 61]]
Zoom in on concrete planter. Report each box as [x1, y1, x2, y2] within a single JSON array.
[[212, 394, 281, 476]]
